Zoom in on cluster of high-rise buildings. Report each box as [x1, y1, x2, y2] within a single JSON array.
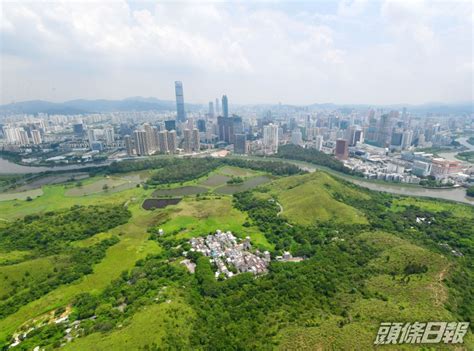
[[0, 82, 472, 187]]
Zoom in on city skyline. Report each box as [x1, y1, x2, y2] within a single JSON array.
[[1, 0, 472, 105]]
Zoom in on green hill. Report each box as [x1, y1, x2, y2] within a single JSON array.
[[266, 171, 368, 225]]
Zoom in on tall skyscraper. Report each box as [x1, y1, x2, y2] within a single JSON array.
[[263, 123, 279, 154], [377, 114, 392, 147], [133, 130, 149, 156], [183, 129, 192, 153], [31, 130, 42, 145], [143, 123, 156, 152], [104, 127, 114, 146], [158, 131, 169, 153], [401, 130, 413, 150], [208, 101, 215, 118], [175, 81, 186, 122], [87, 129, 96, 146], [315, 135, 324, 151], [192, 128, 200, 152], [167, 130, 177, 153], [335, 139, 349, 160], [124, 135, 134, 156], [215, 98, 220, 115], [222, 95, 229, 118]]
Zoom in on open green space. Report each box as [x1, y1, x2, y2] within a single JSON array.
[[159, 196, 273, 250], [0, 188, 43, 202], [266, 171, 368, 225], [1, 162, 473, 350]]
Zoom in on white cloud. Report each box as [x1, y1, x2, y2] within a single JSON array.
[[0, 0, 472, 104]]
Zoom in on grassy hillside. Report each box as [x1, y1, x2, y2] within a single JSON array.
[[266, 171, 368, 225], [1, 166, 472, 350]]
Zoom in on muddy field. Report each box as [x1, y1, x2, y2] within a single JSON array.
[[142, 198, 182, 210]]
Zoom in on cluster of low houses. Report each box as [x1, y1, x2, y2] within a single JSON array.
[[185, 230, 304, 280], [188, 230, 270, 279]]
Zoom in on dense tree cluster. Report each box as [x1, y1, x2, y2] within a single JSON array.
[[0, 237, 119, 320], [0, 205, 130, 252], [276, 144, 354, 174], [467, 186, 474, 197], [233, 191, 366, 255]]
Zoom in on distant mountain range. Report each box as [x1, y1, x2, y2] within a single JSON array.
[[0, 97, 200, 115], [0, 97, 472, 115]]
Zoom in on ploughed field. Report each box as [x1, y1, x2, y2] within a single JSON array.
[[0, 161, 472, 350]]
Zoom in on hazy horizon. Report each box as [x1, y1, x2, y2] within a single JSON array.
[[1, 0, 473, 105]]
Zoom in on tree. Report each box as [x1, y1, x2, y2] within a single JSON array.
[[467, 186, 474, 197], [102, 184, 109, 191]]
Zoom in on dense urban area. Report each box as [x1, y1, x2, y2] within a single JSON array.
[[1, 82, 474, 195]]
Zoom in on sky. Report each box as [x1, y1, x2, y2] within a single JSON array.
[[0, 0, 473, 105]]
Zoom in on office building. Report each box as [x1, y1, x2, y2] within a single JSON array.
[[208, 101, 215, 118], [163, 120, 175, 132], [175, 81, 186, 122], [222, 95, 229, 118], [335, 139, 349, 160], [73, 123, 84, 137], [234, 134, 247, 154], [263, 123, 279, 154], [197, 119, 206, 132], [412, 160, 432, 177], [215, 98, 220, 115]]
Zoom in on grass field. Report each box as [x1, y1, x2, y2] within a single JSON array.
[[0, 188, 43, 201], [266, 172, 368, 225], [0, 257, 57, 297], [160, 196, 273, 250]]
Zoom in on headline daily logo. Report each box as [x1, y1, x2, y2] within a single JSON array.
[[374, 322, 470, 345]]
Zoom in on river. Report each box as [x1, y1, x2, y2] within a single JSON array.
[[0, 158, 108, 174], [1, 152, 473, 206], [231, 155, 474, 206], [438, 137, 474, 161]]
